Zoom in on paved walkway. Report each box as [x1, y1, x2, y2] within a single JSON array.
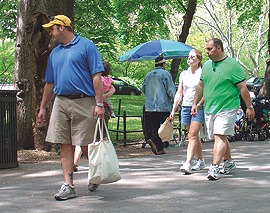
[[1, 140, 270, 212]]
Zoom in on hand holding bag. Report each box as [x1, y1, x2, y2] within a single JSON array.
[[88, 118, 121, 184], [158, 117, 174, 142]]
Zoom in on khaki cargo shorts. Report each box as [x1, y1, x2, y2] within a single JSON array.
[[46, 96, 97, 146]]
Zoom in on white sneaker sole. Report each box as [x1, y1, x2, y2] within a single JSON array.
[[54, 193, 76, 200], [207, 174, 220, 180], [180, 168, 192, 174]]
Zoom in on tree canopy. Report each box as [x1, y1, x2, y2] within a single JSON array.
[[0, 0, 269, 86], [226, 0, 264, 28]]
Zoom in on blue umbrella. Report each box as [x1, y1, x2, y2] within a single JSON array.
[[119, 39, 195, 62]]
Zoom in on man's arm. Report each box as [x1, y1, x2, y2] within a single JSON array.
[[38, 82, 55, 125], [92, 72, 105, 119], [237, 81, 255, 121], [191, 80, 204, 116]]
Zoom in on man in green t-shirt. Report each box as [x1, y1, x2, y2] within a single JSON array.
[[191, 38, 255, 180]]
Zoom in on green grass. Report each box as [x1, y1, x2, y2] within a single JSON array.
[[108, 95, 180, 143], [110, 95, 145, 115], [108, 95, 145, 142]]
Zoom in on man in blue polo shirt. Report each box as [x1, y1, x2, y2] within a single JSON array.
[[38, 15, 104, 200]]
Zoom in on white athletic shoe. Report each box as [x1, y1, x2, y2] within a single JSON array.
[[180, 162, 191, 174], [191, 159, 206, 171]]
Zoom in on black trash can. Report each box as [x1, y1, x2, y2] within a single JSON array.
[[0, 90, 18, 169]]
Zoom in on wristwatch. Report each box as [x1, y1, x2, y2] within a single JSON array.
[[96, 103, 104, 107], [247, 105, 253, 109]]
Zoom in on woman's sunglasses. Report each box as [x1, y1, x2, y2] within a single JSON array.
[[188, 55, 197, 59]]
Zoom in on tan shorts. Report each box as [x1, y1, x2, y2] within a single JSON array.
[[204, 109, 238, 140], [46, 96, 96, 146]]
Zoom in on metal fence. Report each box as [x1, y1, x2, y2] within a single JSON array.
[[0, 90, 18, 169], [108, 98, 181, 146]]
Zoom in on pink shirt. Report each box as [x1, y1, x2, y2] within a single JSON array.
[[101, 76, 113, 92]]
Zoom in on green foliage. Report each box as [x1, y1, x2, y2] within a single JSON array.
[[114, 0, 171, 46], [74, 0, 118, 59], [0, 0, 18, 39], [0, 39, 15, 84], [74, 0, 181, 81], [226, 0, 264, 28]]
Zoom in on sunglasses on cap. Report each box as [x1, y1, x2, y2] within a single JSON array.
[[50, 16, 66, 25]]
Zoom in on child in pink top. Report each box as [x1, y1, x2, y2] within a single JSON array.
[[102, 62, 116, 118]]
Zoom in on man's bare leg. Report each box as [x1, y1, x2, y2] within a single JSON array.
[[61, 144, 74, 185], [213, 135, 231, 166]]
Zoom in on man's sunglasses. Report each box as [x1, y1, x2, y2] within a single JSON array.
[[50, 16, 65, 25]]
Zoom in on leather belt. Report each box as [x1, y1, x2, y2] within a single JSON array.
[[59, 93, 90, 99]]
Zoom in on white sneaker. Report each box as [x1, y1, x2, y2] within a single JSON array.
[[191, 159, 206, 171], [54, 183, 76, 200], [207, 164, 220, 180], [180, 162, 191, 174], [220, 160, 236, 174]]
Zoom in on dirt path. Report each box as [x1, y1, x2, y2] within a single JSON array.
[[17, 142, 152, 163]]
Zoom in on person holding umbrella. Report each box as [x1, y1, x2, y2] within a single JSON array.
[[142, 55, 176, 155], [170, 49, 205, 174]]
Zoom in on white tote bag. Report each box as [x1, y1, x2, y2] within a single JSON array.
[[88, 118, 121, 184]]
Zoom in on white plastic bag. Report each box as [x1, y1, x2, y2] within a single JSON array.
[[88, 118, 121, 184]]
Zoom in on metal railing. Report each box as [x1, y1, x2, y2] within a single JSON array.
[[108, 99, 180, 147]]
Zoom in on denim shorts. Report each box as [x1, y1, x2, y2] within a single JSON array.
[[181, 106, 205, 125]]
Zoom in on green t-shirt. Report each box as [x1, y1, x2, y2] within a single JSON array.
[[201, 56, 245, 114]]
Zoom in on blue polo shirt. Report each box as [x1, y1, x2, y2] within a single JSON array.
[[45, 34, 104, 96]]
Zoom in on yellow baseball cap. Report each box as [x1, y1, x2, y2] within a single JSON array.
[[42, 15, 72, 30]]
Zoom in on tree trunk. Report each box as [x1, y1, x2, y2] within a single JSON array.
[[14, 0, 74, 151], [170, 0, 197, 82], [259, 0, 270, 97], [260, 59, 270, 97]]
